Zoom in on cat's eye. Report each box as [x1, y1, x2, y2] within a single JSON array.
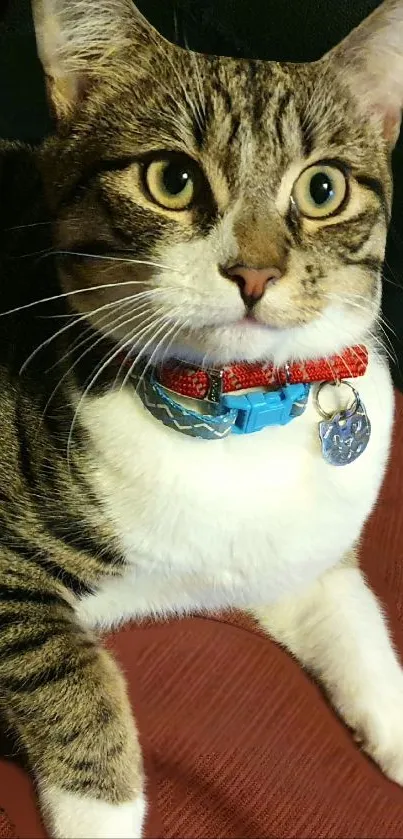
[[292, 164, 348, 219], [144, 156, 197, 210]]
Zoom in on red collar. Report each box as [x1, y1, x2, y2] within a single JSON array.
[[156, 346, 368, 403]]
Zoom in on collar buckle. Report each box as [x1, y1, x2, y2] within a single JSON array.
[[222, 383, 310, 434]]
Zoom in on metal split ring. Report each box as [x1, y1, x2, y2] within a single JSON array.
[[313, 380, 359, 421], [283, 362, 292, 385]]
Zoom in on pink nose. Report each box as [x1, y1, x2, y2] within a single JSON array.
[[224, 264, 282, 307]]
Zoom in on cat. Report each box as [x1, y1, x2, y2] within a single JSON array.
[[1, 0, 403, 836]]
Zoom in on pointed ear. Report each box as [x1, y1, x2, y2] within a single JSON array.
[[324, 0, 403, 147], [32, 0, 147, 121]]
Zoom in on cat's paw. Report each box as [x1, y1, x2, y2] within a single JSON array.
[[40, 786, 147, 839], [355, 709, 403, 785], [338, 678, 403, 785]]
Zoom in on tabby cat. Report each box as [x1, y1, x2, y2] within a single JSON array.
[[1, 0, 403, 836]]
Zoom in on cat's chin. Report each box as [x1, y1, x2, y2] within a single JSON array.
[[160, 321, 290, 367], [155, 304, 373, 368], [123, 305, 373, 369]]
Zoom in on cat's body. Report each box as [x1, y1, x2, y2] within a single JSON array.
[[78, 349, 393, 628], [2, 1, 403, 837]]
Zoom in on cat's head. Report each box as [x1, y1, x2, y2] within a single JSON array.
[[33, 0, 403, 367]]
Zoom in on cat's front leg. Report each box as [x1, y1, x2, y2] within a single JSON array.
[[1, 603, 146, 839], [254, 551, 403, 784]]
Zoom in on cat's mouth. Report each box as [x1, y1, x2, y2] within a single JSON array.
[[235, 313, 280, 331], [242, 313, 258, 323], [240, 313, 264, 326]]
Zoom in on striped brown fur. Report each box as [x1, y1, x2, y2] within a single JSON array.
[[0, 0, 402, 836]]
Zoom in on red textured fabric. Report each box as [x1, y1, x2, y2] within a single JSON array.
[[158, 345, 368, 399], [0, 810, 15, 839]]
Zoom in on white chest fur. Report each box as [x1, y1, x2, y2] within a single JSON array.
[[77, 350, 394, 631]]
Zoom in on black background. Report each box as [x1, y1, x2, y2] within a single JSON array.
[[1, 0, 402, 386]]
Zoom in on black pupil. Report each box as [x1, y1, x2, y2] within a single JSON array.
[[309, 172, 334, 206], [162, 164, 190, 196]]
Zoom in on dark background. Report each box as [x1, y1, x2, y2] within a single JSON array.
[[1, 0, 402, 385]]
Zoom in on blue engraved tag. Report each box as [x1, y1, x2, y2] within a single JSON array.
[[319, 395, 371, 466]]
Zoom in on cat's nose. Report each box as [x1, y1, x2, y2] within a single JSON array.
[[223, 264, 282, 308]]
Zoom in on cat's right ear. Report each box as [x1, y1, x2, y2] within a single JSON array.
[[31, 0, 150, 121]]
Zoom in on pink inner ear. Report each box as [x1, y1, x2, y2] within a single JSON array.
[[383, 107, 402, 145], [370, 100, 402, 146]]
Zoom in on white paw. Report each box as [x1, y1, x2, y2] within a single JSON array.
[[39, 786, 147, 839], [337, 677, 403, 785]]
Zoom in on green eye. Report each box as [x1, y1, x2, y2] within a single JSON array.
[[145, 157, 196, 210], [292, 164, 348, 219]]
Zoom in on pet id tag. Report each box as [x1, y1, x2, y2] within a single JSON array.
[[314, 381, 371, 467]]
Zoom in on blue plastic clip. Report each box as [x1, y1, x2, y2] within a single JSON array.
[[221, 383, 310, 435]]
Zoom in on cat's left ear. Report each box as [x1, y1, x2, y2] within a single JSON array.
[[324, 0, 403, 146], [32, 0, 155, 121]]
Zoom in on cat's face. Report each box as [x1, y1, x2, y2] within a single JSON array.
[[35, 0, 401, 367]]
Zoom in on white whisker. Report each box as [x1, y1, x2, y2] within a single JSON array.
[[47, 298, 137, 372], [49, 251, 182, 273], [0, 278, 177, 319], [120, 308, 183, 392], [39, 306, 170, 436], [160, 317, 190, 368], [20, 296, 140, 374], [48, 288, 175, 370], [65, 308, 178, 470], [132, 317, 184, 395], [6, 221, 53, 231], [326, 292, 397, 361]]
